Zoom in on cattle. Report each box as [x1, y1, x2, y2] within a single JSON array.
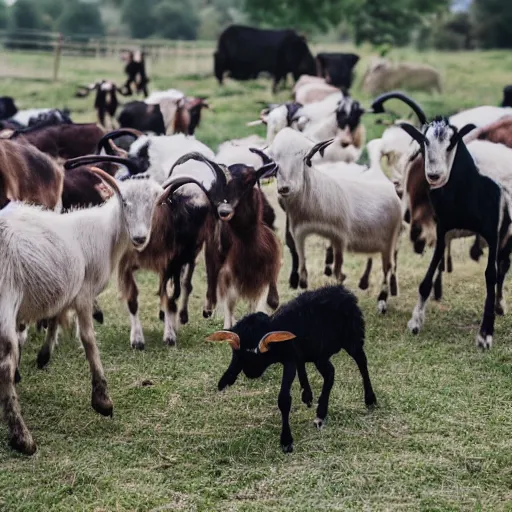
[[0, 97, 18, 121], [502, 85, 512, 108], [214, 25, 316, 93], [315, 53, 360, 90]]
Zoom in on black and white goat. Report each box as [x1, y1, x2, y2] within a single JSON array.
[[399, 114, 512, 349], [206, 285, 377, 453]]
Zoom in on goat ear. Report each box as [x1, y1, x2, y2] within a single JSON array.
[[258, 331, 296, 353], [398, 123, 429, 146], [448, 123, 476, 150], [304, 139, 334, 167], [205, 331, 241, 350]]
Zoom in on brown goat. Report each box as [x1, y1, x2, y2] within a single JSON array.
[[10, 123, 105, 161], [465, 115, 512, 146], [0, 140, 63, 210]]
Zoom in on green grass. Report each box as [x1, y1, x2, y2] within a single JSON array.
[[1, 47, 512, 511]]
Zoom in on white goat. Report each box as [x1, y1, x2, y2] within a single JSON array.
[[216, 135, 266, 168], [268, 128, 402, 312], [0, 169, 161, 455]]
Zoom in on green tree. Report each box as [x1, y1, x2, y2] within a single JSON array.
[[8, 0, 44, 30], [57, 1, 104, 37], [0, 0, 7, 29], [472, 0, 512, 48], [122, 0, 158, 38], [152, 0, 199, 40]]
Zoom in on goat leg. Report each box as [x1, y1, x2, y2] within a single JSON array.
[[278, 361, 296, 453], [297, 362, 313, 407], [285, 216, 299, 289], [313, 360, 335, 430]]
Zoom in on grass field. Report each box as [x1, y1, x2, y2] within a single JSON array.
[[0, 47, 512, 511]]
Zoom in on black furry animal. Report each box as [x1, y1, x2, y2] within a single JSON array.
[[207, 285, 377, 453]]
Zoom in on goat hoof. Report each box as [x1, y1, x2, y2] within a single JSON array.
[[324, 266, 332, 277], [313, 417, 325, 430], [36, 347, 51, 369], [179, 310, 189, 324], [377, 300, 387, 314], [366, 394, 378, 408], [359, 278, 369, 290], [131, 340, 145, 350], [299, 279, 308, 290], [164, 337, 177, 347], [289, 273, 299, 289], [91, 396, 113, 417], [9, 433, 36, 456], [281, 442, 294, 454], [301, 389, 313, 408], [495, 303, 506, 316], [93, 310, 104, 324], [159, 310, 164, 322], [476, 333, 493, 350], [203, 309, 213, 319]]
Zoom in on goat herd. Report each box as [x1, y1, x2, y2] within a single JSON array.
[[1, 67, 512, 457]]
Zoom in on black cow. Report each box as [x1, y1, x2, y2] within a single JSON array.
[[214, 25, 316, 93], [502, 85, 512, 108], [316, 53, 360, 90], [0, 97, 18, 121]]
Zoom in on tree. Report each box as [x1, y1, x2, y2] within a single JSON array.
[[472, 0, 512, 48], [152, 0, 199, 40], [0, 0, 7, 30], [8, 0, 44, 30], [57, 1, 105, 37], [122, 0, 158, 38]]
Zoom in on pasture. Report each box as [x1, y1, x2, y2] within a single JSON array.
[[0, 47, 512, 511]]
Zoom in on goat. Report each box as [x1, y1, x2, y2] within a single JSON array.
[[10, 122, 105, 161], [0, 140, 63, 210], [173, 153, 281, 328], [374, 93, 512, 300], [294, 78, 341, 105], [76, 81, 129, 129], [502, 85, 512, 108], [66, 154, 211, 349], [398, 109, 512, 349], [121, 50, 149, 97], [0, 167, 163, 454], [266, 128, 402, 313], [206, 285, 377, 453]]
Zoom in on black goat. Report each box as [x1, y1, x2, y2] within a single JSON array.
[[207, 285, 377, 453], [396, 97, 512, 349], [121, 50, 149, 97]]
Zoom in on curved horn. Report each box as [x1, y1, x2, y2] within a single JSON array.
[[205, 331, 240, 350], [64, 155, 142, 176], [159, 175, 216, 211], [96, 129, 143, 155], [304, 139, 334, 167], [258, 331, 296, 353], [370, 91, 427, 125], [249, 147, 273, 165], [168, 151, 228, 189], [88, 167, 123, 206], [398, 123, 429, 146]]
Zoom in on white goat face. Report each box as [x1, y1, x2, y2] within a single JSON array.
[[423, 119, 457, 189], [119, 179, 163, 250]]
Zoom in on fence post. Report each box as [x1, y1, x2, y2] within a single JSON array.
[[53, 33, 63, 82]]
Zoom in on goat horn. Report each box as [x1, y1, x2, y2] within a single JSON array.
[[258, 331, 296, 353], [64, 155, 141, 177], [304, 139, 334, 167], [246, 119, 264, 126], [249, 147, 273, 165], [96, 129, 143, 155], [205, 331, 241, 350], [88, 167, 122, 204], [159, 175, 217, 212], [370, 91, 427, 126], [168, 152, 228, 189], [398, 123, 430, 146]]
